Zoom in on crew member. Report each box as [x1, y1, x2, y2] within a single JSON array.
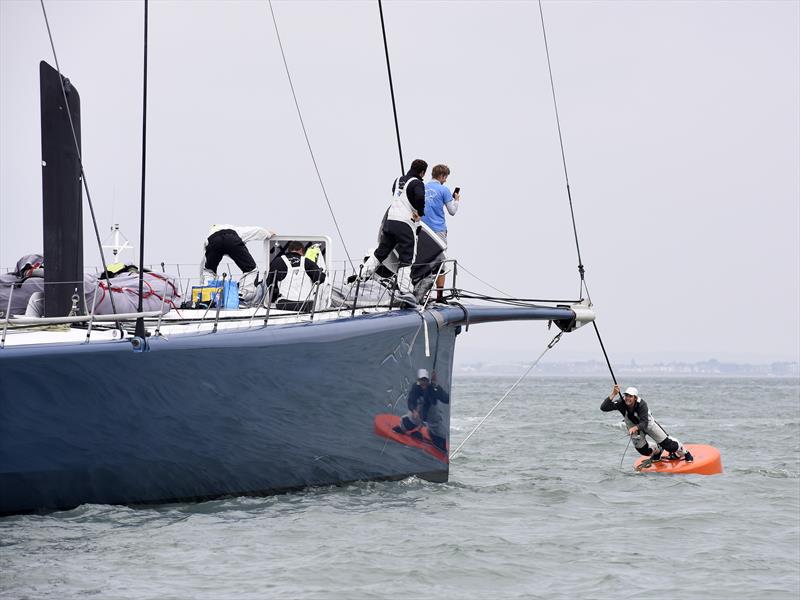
[[200, 224, 275, 303], [266, 240, 326, 312], [393, 368, 450, 452], [601, 384, 694, 462], [361, 159, 428, 297], [422, 164, 460, 302]]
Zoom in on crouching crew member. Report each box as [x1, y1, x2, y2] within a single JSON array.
[[201, 224, 275, 303], [267, 240, 326, 312], [601, 384, 694, 462], [361, 159, 428, 296]]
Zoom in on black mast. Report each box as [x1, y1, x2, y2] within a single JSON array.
[[39, 61, 83, 317], [134, 0, 149, 340], [377, 0, 404, 175]]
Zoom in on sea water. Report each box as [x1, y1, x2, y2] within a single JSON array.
[[1, 376, 798, 599]]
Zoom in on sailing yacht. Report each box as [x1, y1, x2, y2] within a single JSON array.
[[0, 4, 594, 516]]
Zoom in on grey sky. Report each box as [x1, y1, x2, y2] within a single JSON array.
[[1, 0, 798, 364]]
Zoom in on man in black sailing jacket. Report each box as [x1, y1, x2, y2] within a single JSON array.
[[359, 159, 428, 298], [601, 384, 693, 463], [266, 241, 326, 312]]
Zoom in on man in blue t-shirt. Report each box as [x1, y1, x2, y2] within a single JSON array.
[[422, 164, 460, 301]]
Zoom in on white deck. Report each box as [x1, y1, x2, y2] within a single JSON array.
[[0, 304, 399, 349]]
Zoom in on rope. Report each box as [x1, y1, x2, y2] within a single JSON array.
[[455, 263, 586, 305], [619, 434, 632, 470], [538, 2, 628, 397], [454, 290, 584, 306], [451, 331, 563, 460], [266, 0, 356, 272], [537, 0, 585, 299], [134, 0, 149, 339], [454, 262, 514, 298], [39, 1, 122, 327], [593, 320, 619, 387], [377, 0, 404, 175]]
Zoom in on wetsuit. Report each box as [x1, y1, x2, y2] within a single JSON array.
[[600, 395, 685, 457]]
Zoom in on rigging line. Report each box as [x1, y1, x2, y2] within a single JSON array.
[[619, 434, 632, 470], [580, 274, 594, 307], [454, 292, 583, 306], [377, 0, 405, 175], [538, 2, 621, 391], [266, 0, 355, 272], [536, 10, 625, 425], [134, 0, 149, 340], [38, 0, 122, 328], [537, 0, 585, 296], [453, 291, 551, 306], [451, 331, 563, 460], [592, 320, 619, 386], [454, 262, 514, 298]]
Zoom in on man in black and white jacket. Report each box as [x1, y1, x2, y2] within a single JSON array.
[[267, 241, 325, 312], [601, 384, 693, 462], [361, 159, 428, 297]]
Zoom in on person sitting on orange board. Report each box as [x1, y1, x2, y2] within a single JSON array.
[[601, 384, 694, 463]]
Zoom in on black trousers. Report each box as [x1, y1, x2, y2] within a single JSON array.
[[204, 229, 257, 274], [373, 220, 415, 268]]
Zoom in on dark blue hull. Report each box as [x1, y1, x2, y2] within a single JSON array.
[[0, 310, 457, 515], [0, 304, 576, 515]]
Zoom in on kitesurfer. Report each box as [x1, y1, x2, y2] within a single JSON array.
[[360, 159, 428, 296], [266, 241, 326, 312], [393, 368, 450, 452], [601, 384, 693, 462], [200, 224, 275, 303]]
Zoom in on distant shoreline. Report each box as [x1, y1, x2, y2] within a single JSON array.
[[454, 371, 800, 379], [454, 360, 799, 378]]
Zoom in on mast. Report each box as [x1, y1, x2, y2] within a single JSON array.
[[39, 61, 84, 317], [134, 0, 149, 340]]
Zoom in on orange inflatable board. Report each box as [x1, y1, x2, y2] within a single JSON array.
[[374, 414, 448, 464], [634, 444, 722, 475]]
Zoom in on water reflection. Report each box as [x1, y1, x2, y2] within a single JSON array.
[[374, 368, 451, 462]]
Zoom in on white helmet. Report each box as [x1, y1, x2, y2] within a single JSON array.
[[624, 386, 639, 398]]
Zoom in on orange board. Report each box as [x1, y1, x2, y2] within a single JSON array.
[[374, 414, 448, 464], [634, 444, 722, 475]]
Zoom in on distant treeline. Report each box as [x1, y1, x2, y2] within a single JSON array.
[[457, 359, 799, 377]]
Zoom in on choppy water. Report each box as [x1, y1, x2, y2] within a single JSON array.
[[1, 376, 798, 599]]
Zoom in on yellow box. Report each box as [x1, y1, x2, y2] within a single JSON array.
[[191, 285, 222, 304]]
